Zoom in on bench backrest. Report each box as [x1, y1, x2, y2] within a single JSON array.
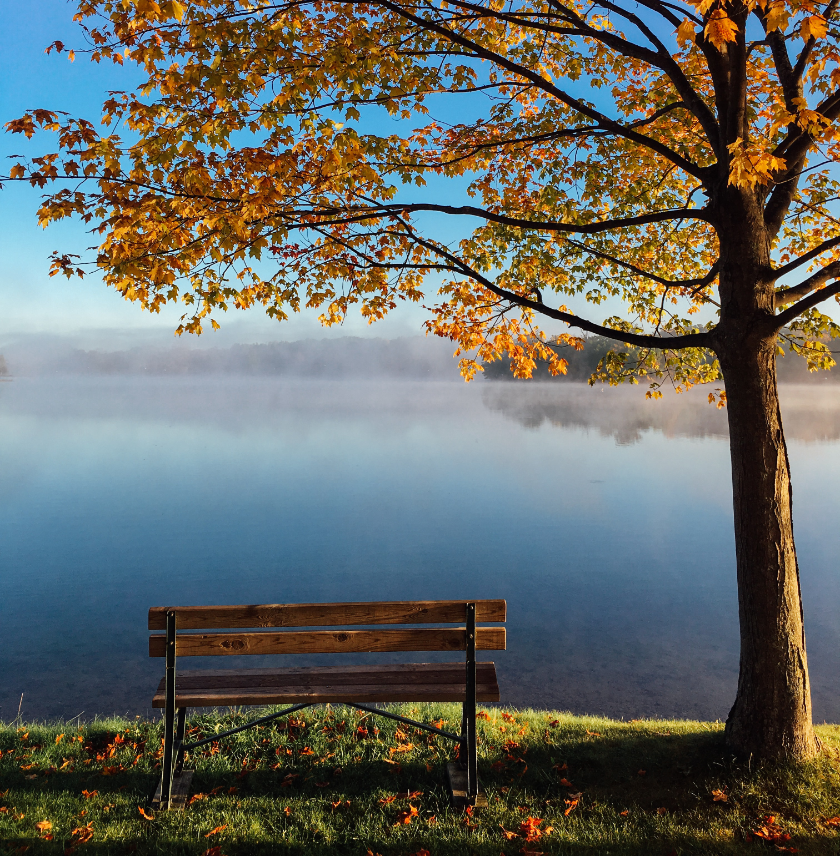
[[148, 600, 506, 658]]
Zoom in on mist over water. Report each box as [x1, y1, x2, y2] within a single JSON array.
[[1, 374, 838, 724]]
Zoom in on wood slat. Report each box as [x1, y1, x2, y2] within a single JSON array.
[[149, 627, 505, 657], [154, 686, 500, 707], [148, 600, 506, 630], [151, 662, 500, 707], [162, 663, 497, 690]]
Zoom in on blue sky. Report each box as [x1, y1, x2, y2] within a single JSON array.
[[0, 0, 430, 347]]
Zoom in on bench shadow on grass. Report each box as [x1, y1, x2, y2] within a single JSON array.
[[2, 727, 838, 855]]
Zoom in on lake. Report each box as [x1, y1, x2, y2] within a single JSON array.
[[1, 377, 839, 723]]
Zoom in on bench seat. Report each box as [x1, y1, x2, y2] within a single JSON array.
[[153, 662, 500, 708]]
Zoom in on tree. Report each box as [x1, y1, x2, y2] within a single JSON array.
[[7, 0, 840, 760]]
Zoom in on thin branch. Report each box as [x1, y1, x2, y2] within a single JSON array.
[[773, 235, 840, 279], [563, 236, 720, 287], [774, 259, 840, 307], [773, 280, 840, 328], [403, 228, 711, 350], [372, 0, 710, 180]]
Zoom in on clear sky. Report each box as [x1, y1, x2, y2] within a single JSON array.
[[0, 0, 432, 348]]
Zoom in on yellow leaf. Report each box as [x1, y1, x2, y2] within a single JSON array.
[[801, 15, 827, 40], [704, 9, 739, 48], [676, 18, 696, 47], [171, 1, 185, 21], [764, 2, 790, 32]]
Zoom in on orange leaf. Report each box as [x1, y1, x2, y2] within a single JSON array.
[[823, 816, 840, 827], [704, 9, 739, 47], [711, 789, 728, 802], [204, 825, 228, 837], [138, 807, 155, 821], [81, 789, 98, 799], [35, 821, 52, 832], [394, 805, 419, 826]]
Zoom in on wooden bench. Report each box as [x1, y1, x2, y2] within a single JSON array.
[[148, 600, 506, 809]]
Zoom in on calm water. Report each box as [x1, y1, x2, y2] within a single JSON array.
[[1, 377, 839, 723]]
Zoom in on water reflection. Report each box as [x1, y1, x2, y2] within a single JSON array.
[[483, 382, 840, 443], [0, 378, 837, 723]]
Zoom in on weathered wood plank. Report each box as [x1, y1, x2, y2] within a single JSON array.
[[152, 683, 501, 707], [156, 662, 497, 690], [152, 662, 500, 707], [149, 627, 506, 657], [148, 600, 506, 630]]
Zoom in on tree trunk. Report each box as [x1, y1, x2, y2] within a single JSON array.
[[718, 334, 818, 760]]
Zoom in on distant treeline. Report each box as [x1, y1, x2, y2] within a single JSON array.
[[4, 336, 461, 379], [481, 335, 840, 384]]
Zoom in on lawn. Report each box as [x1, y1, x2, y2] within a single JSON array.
[[2, 705, 840, 854]]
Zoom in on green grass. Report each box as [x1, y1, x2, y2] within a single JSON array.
[[2, 705, 840, 854]]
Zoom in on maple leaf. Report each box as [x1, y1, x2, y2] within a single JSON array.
[[204, 825, 228, 837], [394, 805, 419, 825], [676, 18, 696, 47], [800, 15, 827, 41], [519, 817, 551, 841], [138, 807, 155, 820], [35, 820, 52, 832], [704, 9, 739, 47], [711, 788, 728, 802]]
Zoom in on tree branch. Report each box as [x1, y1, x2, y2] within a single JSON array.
[[404, 227, 712, 350], [563, 236, 720, 288], [773, 235, 840, 279], [774, 260, 840, 307], [372, 0, 710, 180], [773, 279, 840, 328]]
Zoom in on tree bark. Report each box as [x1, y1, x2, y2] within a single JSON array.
[[717, 333, 818, 760]]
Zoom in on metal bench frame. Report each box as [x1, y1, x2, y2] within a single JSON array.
[[155, 602, 486, 809]]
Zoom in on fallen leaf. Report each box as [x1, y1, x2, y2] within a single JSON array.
[[299, 747, 314, 756], [70, 822, 94, 844], [204, 825, 228, 837], [394, 805, 419, 826], [620, 810, 629, 816], [823, 816, 840, 827], [656, 807, 668, 815], [35, 821, 52, 832], [188, 793, 207, 806], [202, 848, 225, 856], [558, 778, 573, 787], [748, 815, 793, 846], [585, 730, 601, 737], [138, 807, 155, 821], [55, 734, 64, 744], [500, 825, 520, 840], [711, 788, 728, 802]]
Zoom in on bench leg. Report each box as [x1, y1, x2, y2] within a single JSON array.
[[464, 602, 478, 800], [174, 707, 187, 775], [159, 610, 177, 809]]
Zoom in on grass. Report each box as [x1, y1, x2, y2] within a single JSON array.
[[2, 705, 840, 854]]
